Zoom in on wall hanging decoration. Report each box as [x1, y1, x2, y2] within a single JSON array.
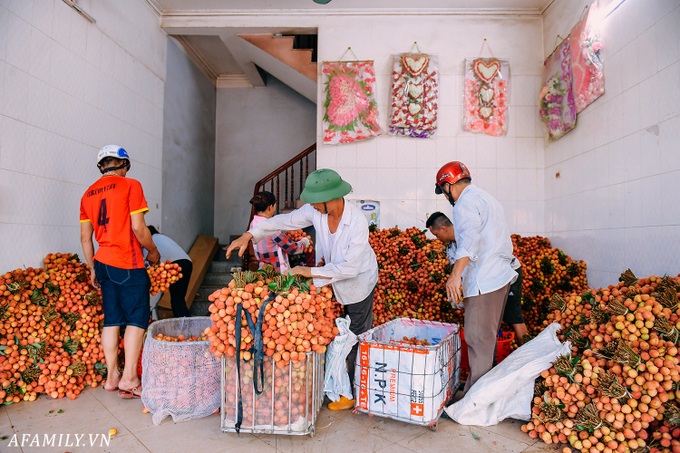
[[322, 49, 382, 144], [389, 44, 439, 138], [463, 41, 509, 137], [539, 37, 577, 141], [569, 4, 604, 113]]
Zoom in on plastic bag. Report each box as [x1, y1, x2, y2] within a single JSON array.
[[322, 61, 382, 144], [389, 53, 439, 138], [463, 57, 509, 137], [444, 322, 570, 426], [324, 316, 357, 402], [141, 317, 221, 425]]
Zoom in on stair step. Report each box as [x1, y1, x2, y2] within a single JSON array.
[[203, 273, 232, 286], [189, 300, 211, 317]]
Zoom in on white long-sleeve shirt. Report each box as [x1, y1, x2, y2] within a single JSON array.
[[248, 202, 378, 305], [452, 184, 517, 297]]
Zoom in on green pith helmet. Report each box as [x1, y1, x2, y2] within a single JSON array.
[[299, 169, 352, 204]]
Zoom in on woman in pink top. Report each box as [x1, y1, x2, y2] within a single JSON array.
[[249, 191, 309, 274]]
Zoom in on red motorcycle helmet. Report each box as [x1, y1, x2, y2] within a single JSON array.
[[434, 161, 471, 194]]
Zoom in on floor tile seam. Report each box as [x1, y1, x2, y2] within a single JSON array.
[[1, 409, 26, 453], [464, 423, 535, 448]]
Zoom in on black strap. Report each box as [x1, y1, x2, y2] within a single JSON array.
[[234, 292, 276, 434]]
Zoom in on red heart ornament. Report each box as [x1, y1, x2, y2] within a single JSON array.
[[401, 54, 430, 77], [472, 58, 500, 84], [479, 106, 493, 119], [327, 73, 370, 127]]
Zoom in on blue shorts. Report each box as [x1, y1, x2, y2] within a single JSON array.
[[94, 261, 151, 329]]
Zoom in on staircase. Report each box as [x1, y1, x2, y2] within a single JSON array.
[[238, 33, 317, 81], [188, 245, 242, 316]]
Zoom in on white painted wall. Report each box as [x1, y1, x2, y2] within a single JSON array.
[[0, 0, 166, 272], [314, 14, 546, 236], [215, 76, 316, 240], [542, 0, 680, 287]]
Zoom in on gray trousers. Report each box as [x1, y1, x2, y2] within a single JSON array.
[[345, 287, 375, 394], [463, 283, 510, 392]]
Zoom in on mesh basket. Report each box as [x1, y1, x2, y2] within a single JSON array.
[[142, 317, 221, 425], [221, 351, 324, 436], [354, 318, 460, 427]]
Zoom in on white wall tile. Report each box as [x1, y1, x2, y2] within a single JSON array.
[[356, 138, 377, 168], [50, 0, 71, 47], [335, 143, 357, 169], [415, 138, 436, 168], [516, 137, 537, 168], [656, 61, 680, 121], [354, 168, 377, 199], [516, 168, 537, 201], [395, 136, 417, 168], [375, 168, 397, 200], [0, 6, 8, 62], [655, 7, 680, 71], [476, 135, 497, 168], [435, 136, 456, 166], [496, 137, 516, 169], [30, 0, 53, 36], [658, 115, 680, 170], [496, 168, 517, 202], [68, 8, 87, 57], [0, 168, 25, 222], [375, 136, 397, 168], [395, 167, 418, 200], [637, 75, 660, 129], [455, 135, 476, 168], [6, 10, 33, 72], [0, 115, 25, 171]]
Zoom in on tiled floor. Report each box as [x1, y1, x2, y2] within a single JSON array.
[[0, 387, 561, 453]]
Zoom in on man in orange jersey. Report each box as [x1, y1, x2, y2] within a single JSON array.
[[80, 145, 159, 400]]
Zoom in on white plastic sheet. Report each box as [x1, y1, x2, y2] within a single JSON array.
[[324, 316, 357, 402], [445, 322, 570, 426]]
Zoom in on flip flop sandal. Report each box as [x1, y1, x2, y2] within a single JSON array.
[[118, 387, 142, 399]]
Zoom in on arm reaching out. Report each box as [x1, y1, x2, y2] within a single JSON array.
[[225, 232, 254, 259]]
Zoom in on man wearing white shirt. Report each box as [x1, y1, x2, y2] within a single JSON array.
[[434, 161, 517, 392], [226, 169, 378, 411]]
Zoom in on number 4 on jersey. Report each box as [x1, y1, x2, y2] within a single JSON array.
[[98, 198, 110, 232]]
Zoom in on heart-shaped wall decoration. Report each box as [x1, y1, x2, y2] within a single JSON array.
[[479, 106, 493, 119], [408, 102, 422, 115], [402, 54, 430, 77], [407, 83, 424, 99], [327, 73, 370, 127], [479, 86, 494, 104], [472, 58, 500, 83]]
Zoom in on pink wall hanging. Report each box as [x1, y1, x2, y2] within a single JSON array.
[[463, 57, 509, 137], [539, 39, 577, 141], [322, 60, 382, 145], [389, 53, 439, 138]]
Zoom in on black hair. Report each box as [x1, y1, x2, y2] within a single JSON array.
[[148, 225, 159, 235], [425, 211, 452, 229], [250, 191, 277, 213]]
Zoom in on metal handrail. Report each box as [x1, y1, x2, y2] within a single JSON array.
[[250, 143, 316, 225], [242, 143, 316, 270]]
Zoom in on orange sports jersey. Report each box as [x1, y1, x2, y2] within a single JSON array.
[[80, 175, 149, 269]]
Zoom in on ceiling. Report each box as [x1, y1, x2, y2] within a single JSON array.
[[144, 0, 555, 99], [147, 0, 554, 14]]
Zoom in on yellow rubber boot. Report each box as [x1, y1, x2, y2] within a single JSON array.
[[328, 396, 355, 411]]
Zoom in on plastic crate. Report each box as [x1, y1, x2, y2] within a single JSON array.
[[221, 351, 324, 436], [459, 330, 515, 381], [353, 318, 461, 429]]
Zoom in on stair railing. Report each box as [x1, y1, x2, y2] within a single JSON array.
[[242, 143, 316, 270]]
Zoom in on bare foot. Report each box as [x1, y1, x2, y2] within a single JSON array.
[[118, 379, 142, 393], [104, 369, 121, 392]]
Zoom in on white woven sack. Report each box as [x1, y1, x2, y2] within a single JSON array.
[[141, 317, 221, 425], [445, 322, 571, 426]]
